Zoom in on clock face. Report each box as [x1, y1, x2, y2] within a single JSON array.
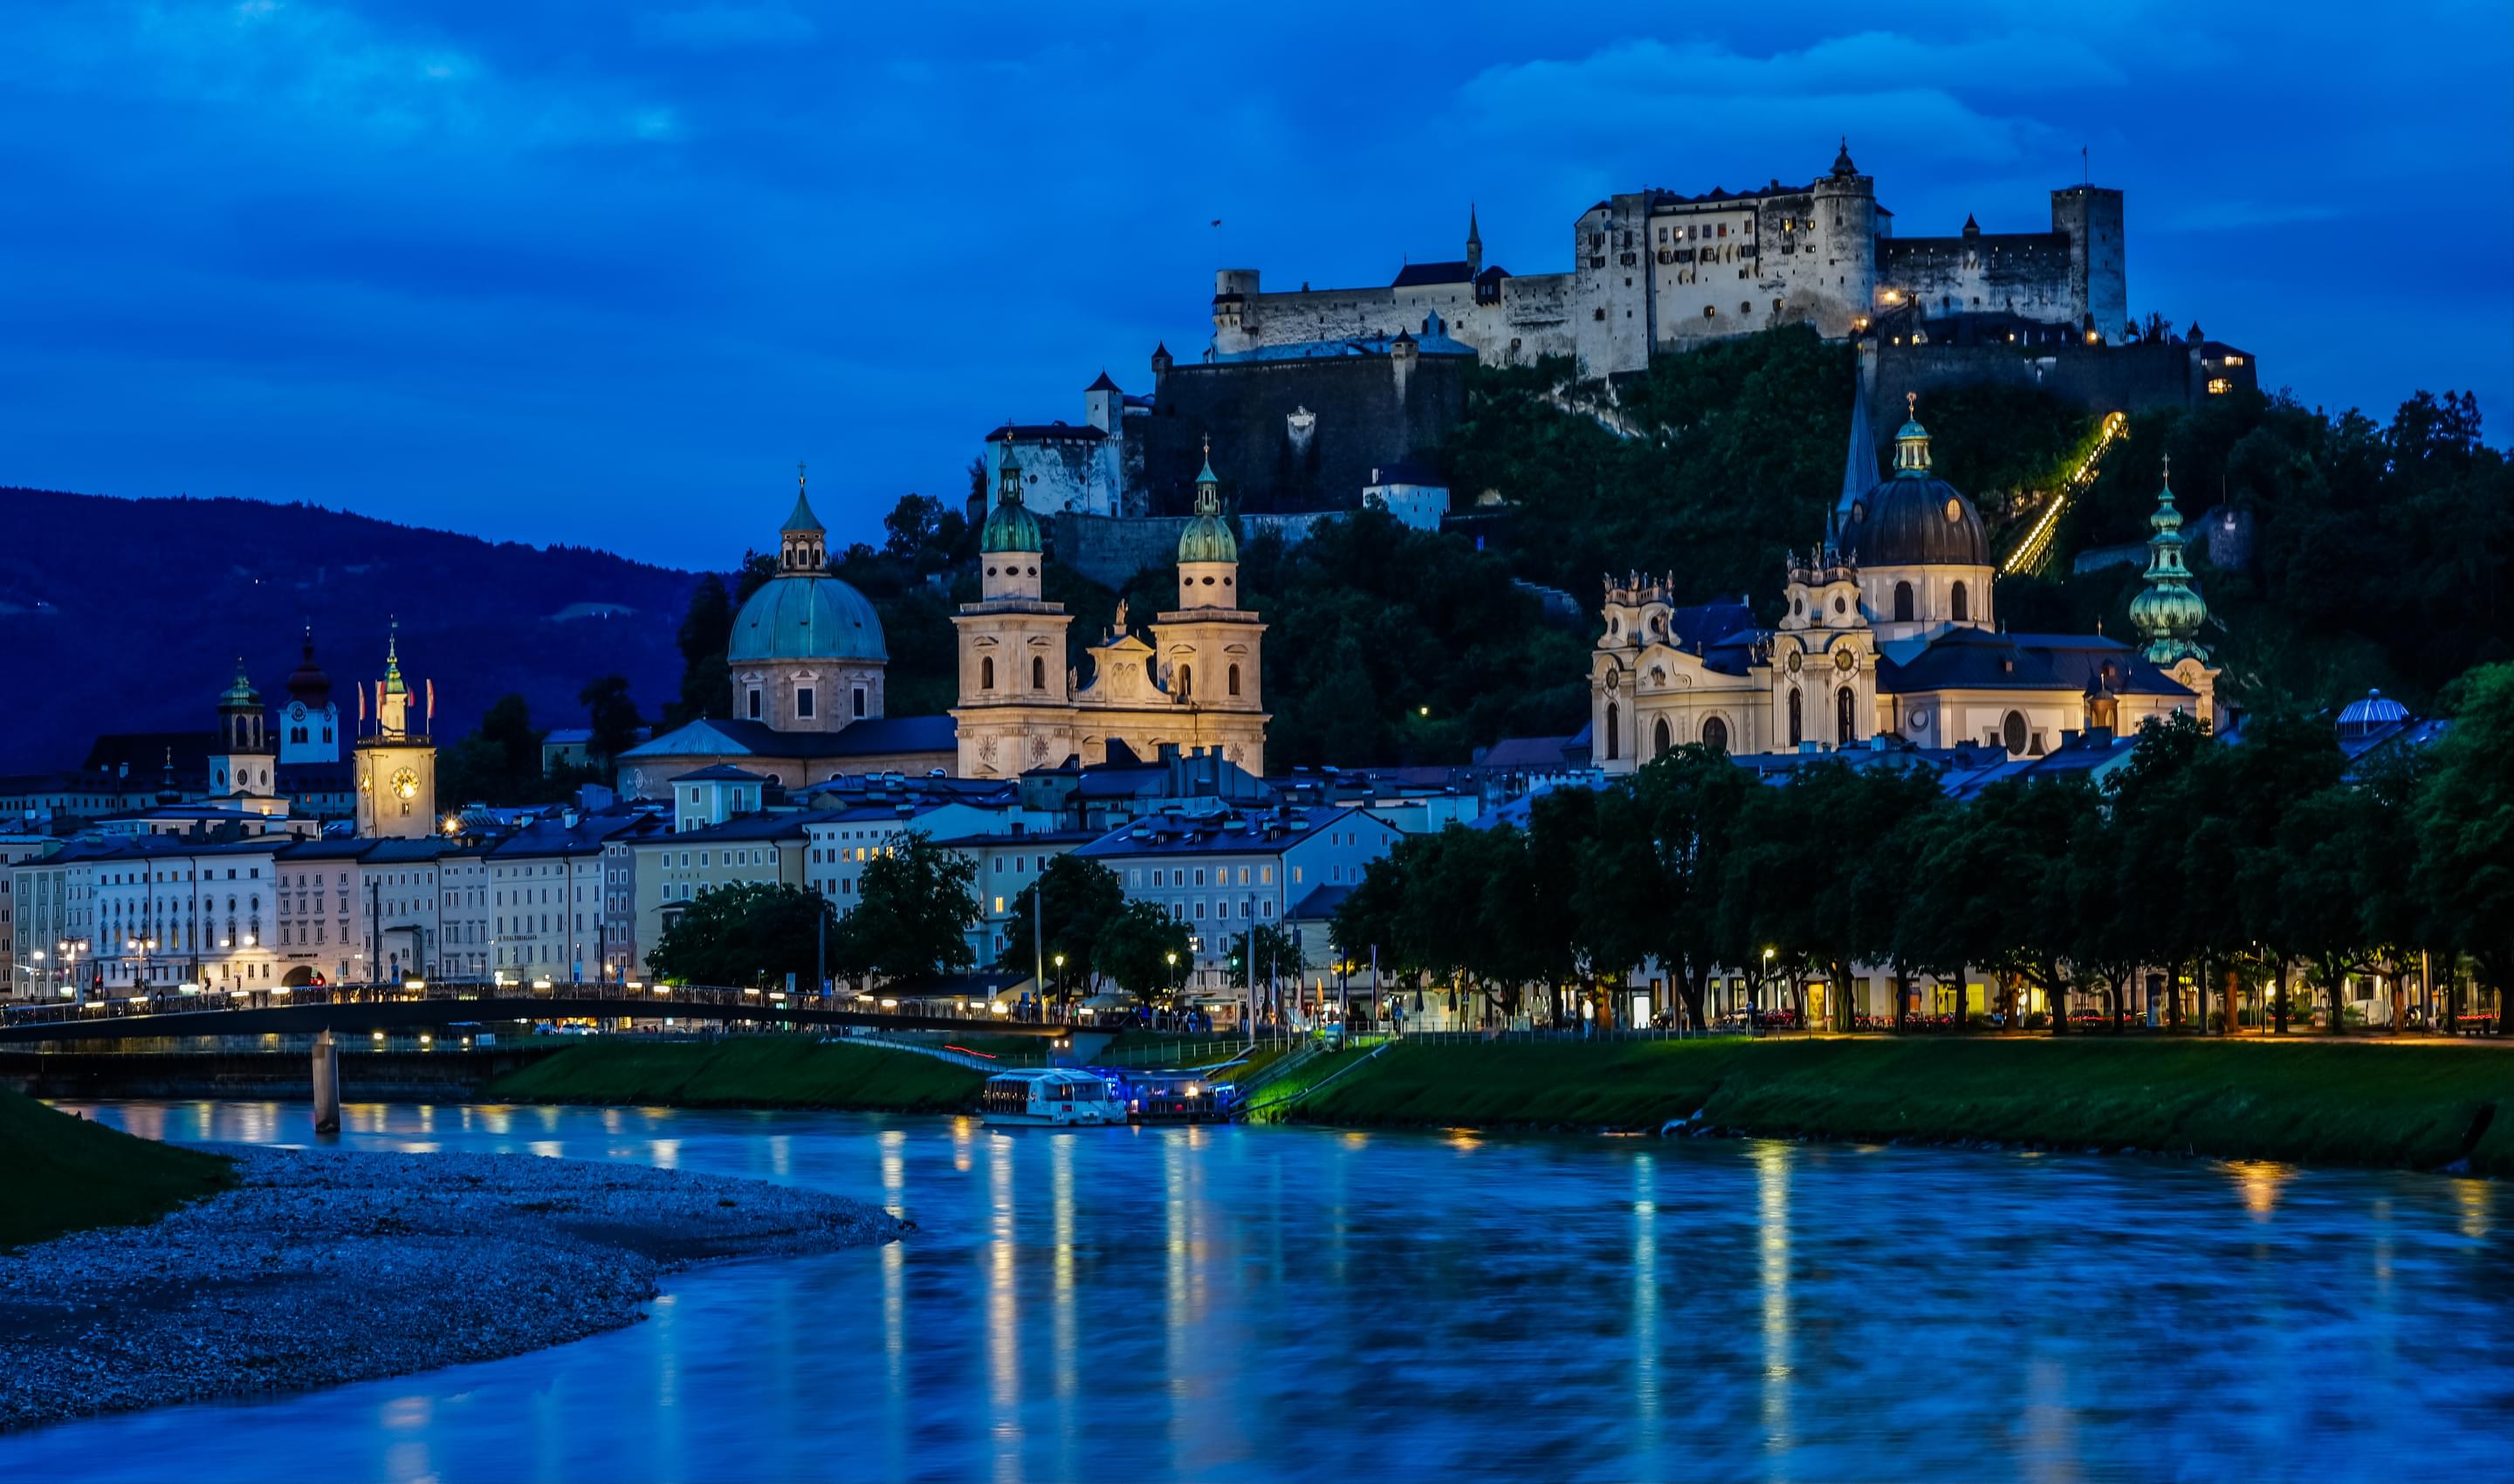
[[392, 768, 419, 800], [1834, 649, 1857, 672]]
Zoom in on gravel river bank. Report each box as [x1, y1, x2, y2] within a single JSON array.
[[0, 1144, 903, 1433]]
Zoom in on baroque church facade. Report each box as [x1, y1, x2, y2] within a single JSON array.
[[952, 449, 1268, 778], [1590, 391, 2218, 769]]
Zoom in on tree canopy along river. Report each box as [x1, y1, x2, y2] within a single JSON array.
[[7, 1101, 2509, 1483]]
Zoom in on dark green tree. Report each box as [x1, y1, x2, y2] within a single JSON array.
[[646, 881, 840, 987], [2410, 662, 2514, 1022], [668, 574, 734, 726], [1096, 900, 1195, 1006], [578, 674, 642, 773], [828, 832, 981, 986], [1002, 855, 1128, 998]]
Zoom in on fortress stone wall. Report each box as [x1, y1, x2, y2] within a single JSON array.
[[1215, 146, 2134, 380]]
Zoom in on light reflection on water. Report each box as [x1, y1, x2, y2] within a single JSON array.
[[5, 1101, 2511, 1484]]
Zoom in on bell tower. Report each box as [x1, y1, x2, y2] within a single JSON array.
[[209, 659, 276, 799], [951, 450, 1075, 777], [354, 622, 437, 837]]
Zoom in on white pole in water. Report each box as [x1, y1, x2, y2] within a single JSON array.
[[312, 1029, 340, 1134]]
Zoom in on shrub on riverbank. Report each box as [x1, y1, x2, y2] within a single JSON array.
[[482, 1037, 986, 1112], [0, 1085, 234, 1249], [1294, 1039, 2514, 1173]]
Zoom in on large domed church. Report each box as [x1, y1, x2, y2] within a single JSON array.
[[1590, 388, 2219, 769], [618, 475, 957, 799]]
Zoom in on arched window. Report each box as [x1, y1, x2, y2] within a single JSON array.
[[1701, 716, 1729, 753], [1893, 581, 1915, 623], [2002, 711, 2028, 755], [1604, 702, 1621, 761], [1031, 656, 1046, 691], [1837, 686, 1857, 745], [1652, 717, 1672, 758], [1227, 663, 1240, 697], [1178, 664, 1193, 698], [1788, 689, 1803, 747], [1951, 581, 1969, 622], [981, 656, 995, 690]]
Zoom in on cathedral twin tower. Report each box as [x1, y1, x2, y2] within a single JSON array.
[[950, 445, 1267, 777]]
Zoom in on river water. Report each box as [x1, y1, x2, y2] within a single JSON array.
[[4, 1102, 2509, 1482]]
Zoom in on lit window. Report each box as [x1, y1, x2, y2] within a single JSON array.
[[2222, 354, 2245, 367], [2207, 379, 2231, 395]]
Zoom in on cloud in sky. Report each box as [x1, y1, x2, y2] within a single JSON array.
[[0, 0, 2504, 569]]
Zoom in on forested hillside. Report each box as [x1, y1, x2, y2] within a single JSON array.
[[656, 329, 2509, 772], [0, 489, 694, 773]]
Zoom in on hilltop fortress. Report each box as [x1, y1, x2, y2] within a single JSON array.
[[986, 142, 2251, 573], [1213, 141, 2128, 379]]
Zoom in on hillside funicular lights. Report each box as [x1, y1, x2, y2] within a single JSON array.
[[2002, 410, 2128, 577]]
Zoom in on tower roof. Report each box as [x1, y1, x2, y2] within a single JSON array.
[[782, 466, 825, 534], [1179, 439, 1238, 564], [1831, 136, 1858, 177], [286, 626, 333, 704], [382, 621, 408, 697], [980, 448, 1042, 555], [1085, 369, 1121, 394], [2129, 455, 2210, 664], [1832, 375, 1879, 539], [1467, 203, 1481, 246], [218, 657, 261, 712]]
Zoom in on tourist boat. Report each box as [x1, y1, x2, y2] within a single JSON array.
[[979, 1068, 1129, 1127]]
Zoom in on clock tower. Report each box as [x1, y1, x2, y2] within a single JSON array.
[[354, 623, 436, 838]]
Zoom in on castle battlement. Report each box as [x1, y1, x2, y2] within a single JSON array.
[[1212, 142, 2133, 381]]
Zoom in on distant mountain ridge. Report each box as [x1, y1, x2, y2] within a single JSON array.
[[0, 487, 698, 774]]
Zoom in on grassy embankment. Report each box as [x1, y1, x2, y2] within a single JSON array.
[[0, 1085, 235, 1250], [1290, 1038, 2514, 1174], [483, 1037, 986, 1111]]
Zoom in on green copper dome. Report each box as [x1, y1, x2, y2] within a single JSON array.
[[2129, 465, 2210, 663], [979, 451, 1042, 554], [218, 658, 261, 711], [730, 572, 888, 663], [1178, 450, 1237, 564]]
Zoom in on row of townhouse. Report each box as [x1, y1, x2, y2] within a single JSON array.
[[3, 804, 670, 997], [1074, 806, 1405, 995], [588, 766, 1412, 999]]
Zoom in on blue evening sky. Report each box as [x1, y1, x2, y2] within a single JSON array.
[[2, 1, 2505, 568]]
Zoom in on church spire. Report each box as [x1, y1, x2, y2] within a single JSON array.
[[1466, 203, 1483, 276], [2127, 453, 2211, 663], [1832, 374, 1879, 542]]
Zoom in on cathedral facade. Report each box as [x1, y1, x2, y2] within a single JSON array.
[[1590, 392, 2217, 770], [952, 450, 1268, 778]]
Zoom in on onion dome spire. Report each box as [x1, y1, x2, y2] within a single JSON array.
[[1178, 436, 1238, 563], [2127, 454, 2211, 663], [382, 618, 407, 697], [979, 446, 1042, 554], [286, 626, 333, 704], [217, 656, 260, 711]]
